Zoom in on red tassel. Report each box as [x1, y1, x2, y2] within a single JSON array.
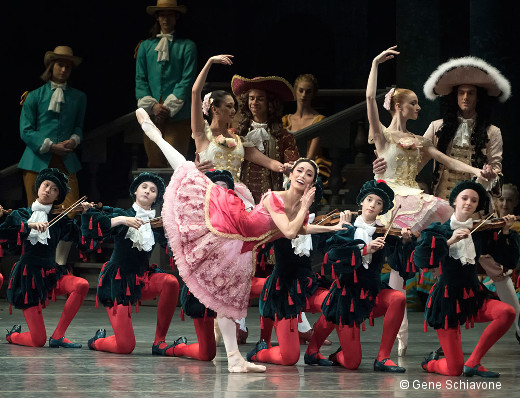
[[275, 278, 280, 290], [323, 252, 328, 265], [20, 221, 25, 233], [456, 300, 461, 313], [89, 216, 93, 230], [463, 288, 468, 299], [24, 292, 29, 304], [99, 275, 103, 287], [8, 278, 12, 289], [115, 268, 121, 280], [97, 246, 102, 254], [341, 286, 346, 296], [288, 294, 294, 306], [263, 289, 268, 301], [51, 288, 56, 302], [17, 232, 21, 246], [113, 298, 118, 314], [431, 235, 435, 248], [444, 315, 449, 330], [31, 276, 35, 289], [353, 270, 358, 283], [444, 285, 448, 298], [95, 295, 99, 308], [350, 301, 354, 312], [362, 319, 366, 331], [331, 265, 335, 280], [406, 259, 410, 273], [429, 250, 434, 265], [320, 263, 325, 276], [126, 284, 131, 296], [419, 269, 425, 285], [82, 236, 86, 245], [369, 314, 374, 327], [296, 280, 301, 294], [465, 319, 470, 329], [351, 251, 356, 266], [468, 289, 474, 298], [23, 264, 27, 276], [424, 320, 427, 332], [98, 224, 102, 237], [493, 231, 498, 241], [335, 279, 340, 289], [90, 239, 94, 250], [427, 296, 432, 308], [438, 262, 442, 275]]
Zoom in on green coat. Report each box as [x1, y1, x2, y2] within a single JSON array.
[[135, 36, 197, 121], [18, 82, 87, 173]]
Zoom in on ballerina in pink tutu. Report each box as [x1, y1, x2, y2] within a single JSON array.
[[136, 108, 348, 373]]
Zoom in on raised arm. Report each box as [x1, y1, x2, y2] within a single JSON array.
[[191, 55, 234, 150], [367, 46, 400, 152]]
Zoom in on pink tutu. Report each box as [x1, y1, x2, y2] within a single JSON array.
[[162, 162, 279, 319], [379, 182, 453, 234]]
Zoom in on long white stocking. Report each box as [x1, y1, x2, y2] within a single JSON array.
[[137, 108, 186, 170], [388, 269, 408, 352], [494, 278, 520, 333]]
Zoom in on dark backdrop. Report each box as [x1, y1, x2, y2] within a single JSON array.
[[1, 0, 519, 191]]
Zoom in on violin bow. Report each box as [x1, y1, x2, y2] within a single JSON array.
[[48, 196, 87, 228], [469, 212, 496, 235], [383, 204, 402, 241]]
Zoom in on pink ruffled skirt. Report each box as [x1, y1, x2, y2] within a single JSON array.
[[162, 162, 254, 320]]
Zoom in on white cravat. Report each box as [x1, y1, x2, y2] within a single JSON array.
[[155, 33, 173, 62], [449, 214, 476, 265], [27, 201, 52, 245], [125, 203, 156, 252], [453, 117, 475, 147], [243, 121, 270, 153], [48, 82, 66, 113], [291, 214, 315, 257], [354, 216, 377, 269]]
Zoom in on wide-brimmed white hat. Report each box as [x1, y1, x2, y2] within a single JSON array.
[[423, 56, 511, 103]]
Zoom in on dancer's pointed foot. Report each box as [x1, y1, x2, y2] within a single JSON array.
[[227, 350, 266, 373], [136, 108, 162, 142]]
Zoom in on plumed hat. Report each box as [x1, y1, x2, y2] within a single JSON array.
[[356, 179, 394, 215], [448, 180, 488, 212], [231, 75, 295, 102], [35, 168, 70, 205], [129, 172, 166, 206], [205, 169, 234, 191], [423, 56, 511, 103]]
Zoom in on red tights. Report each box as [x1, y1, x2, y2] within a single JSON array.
[[425, 299, 515, 376], [92, 273, 179, 354], [172, 318, 216, 361], [9, 275, 89, 347], [253, 288, 329, 365], [307, 289, 405, 369]]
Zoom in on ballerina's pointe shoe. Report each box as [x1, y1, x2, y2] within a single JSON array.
[[136, 108, 162, 142], [397, 339, 407, 357], [214, 319, 223, 347], [227, 350, 266, 373]]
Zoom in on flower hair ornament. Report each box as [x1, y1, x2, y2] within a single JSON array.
[[202, 92, 214, 116], [383, 88, 396, 111]]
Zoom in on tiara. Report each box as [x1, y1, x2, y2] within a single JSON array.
[[293, 157, 320, 178]]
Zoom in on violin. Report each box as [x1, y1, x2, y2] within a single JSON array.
[[147, 216, 163, 228], [312, 209, 415, 237], [51, 202, 103, 215], [470, 214, 520, 233]]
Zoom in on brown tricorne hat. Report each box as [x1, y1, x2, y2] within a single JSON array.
[[231, 75, 295, 102]]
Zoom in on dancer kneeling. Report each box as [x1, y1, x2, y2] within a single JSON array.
[[307, 180, 412, 372], [136, 108, 347, 372], [2, 168, 90, 347], [85, 172, 181, 355], [417, 180, 517, 377]]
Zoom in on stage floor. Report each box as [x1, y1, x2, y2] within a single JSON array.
[[0, 303, 518, 397]]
